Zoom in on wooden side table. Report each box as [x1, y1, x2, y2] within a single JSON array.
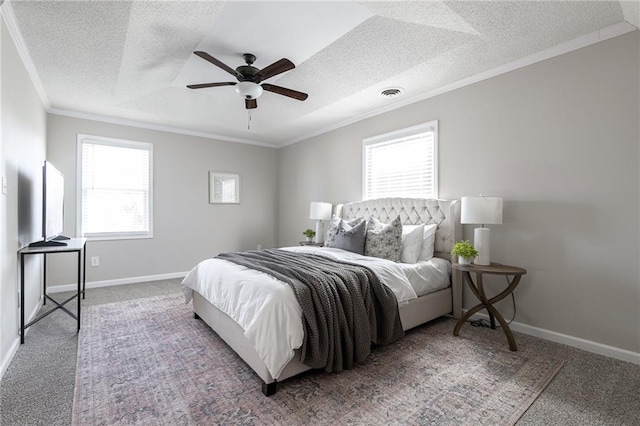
[[452, 262, 527, 351], [299, 241, 323, 247]]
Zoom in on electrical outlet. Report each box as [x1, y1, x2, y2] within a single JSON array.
[[90, 256, 100, 267]]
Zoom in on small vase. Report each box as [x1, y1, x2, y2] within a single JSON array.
[[458, 256, 472, 265], [306, 236, 312, 242]]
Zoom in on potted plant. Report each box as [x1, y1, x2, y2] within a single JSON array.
[[302, 229, 316, 242], [451, 240, 478, 265]]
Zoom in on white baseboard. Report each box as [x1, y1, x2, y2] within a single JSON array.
[[465, 311, 640, 365], [0, 296, 44, 381], [46, 271, 188, 294], [0, 337, 20, 382]]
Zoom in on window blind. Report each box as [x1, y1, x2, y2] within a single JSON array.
[[363, 122, 437, 200], [78, 136, 153, 239]]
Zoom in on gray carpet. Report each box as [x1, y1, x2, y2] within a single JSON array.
[[1, 279, 639, 425], [0, 280, 179, 426]]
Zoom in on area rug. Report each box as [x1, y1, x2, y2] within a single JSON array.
[[72, 294, 563, 425]]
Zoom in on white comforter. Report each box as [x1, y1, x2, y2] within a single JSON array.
[[181, 246, 427, 380]]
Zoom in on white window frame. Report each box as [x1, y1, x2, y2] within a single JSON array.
[[362, 120, 439, 200], [76, 134, 154, 241]]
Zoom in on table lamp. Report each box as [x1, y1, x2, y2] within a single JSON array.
[[461, 196, 503, 265], [309, 202, 332, 244]]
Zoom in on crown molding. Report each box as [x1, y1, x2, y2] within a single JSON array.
[[2, 1, 273, 148], [48, 108, 275, 148], [0, 1, 50, 109], [276, 21, 637, 148], [2, 4, 634, 150]]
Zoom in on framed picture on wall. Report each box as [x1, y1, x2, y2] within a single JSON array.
[[209, 171, 240, 204]]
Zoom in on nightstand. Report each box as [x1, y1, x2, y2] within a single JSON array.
[[452, 262, 527, 351], [299, 241, 323, 247]]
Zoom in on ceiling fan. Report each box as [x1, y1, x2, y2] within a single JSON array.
[[187, 51, 308, 110]]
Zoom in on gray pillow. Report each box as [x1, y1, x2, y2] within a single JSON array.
[[325, 216, 364, 248], [364, 215, 403, 262], [334, 219, 366, 255]]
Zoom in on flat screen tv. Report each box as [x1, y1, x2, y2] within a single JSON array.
[[29, 161, 68, 247]]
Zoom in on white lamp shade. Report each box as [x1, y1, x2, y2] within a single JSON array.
[[310, 202, 332, 220], [235, 81, 263, 100], [461, 196, 503, 225]]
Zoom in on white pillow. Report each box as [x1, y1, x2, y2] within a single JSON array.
[[401, 224, 425, 264], [418, 224, 438, 261], [405, 224, 438, 262]]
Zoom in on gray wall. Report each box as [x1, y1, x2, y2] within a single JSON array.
[[1, 19, 47, 371], [277, 32, 640, 354], [46, 115, 278, 285]]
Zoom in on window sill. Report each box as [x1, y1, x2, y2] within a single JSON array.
[[83, 234, 154, 242]]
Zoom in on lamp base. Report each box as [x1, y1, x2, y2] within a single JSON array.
[[315, 221, 325, 244], [473, 227, 491, 265]]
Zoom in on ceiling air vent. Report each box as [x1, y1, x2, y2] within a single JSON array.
[[380, 87, 403, 98]]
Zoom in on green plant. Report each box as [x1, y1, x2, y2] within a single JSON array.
[[302, 229, 316, 238], [451, 240, 478, 259]]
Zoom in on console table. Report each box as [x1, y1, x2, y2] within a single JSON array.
[[452, 262, 527, 351], [18, 238, 87, 344]]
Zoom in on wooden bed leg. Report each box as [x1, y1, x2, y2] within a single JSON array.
[[194, 312, 201, 320], [262, 381, 277, 397]]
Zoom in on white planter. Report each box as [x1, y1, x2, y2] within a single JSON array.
[[306, 236, 313, 242], [458, 256, 473, 265]]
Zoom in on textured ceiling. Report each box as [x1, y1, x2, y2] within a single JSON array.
[[5, 1, 638, 147]]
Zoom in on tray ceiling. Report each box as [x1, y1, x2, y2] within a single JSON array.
[[4, 1, 638, 147]]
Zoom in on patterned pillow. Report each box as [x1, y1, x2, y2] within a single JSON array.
[[364, 216, 403, 262], [334, 219, 366, 255], [325, 216, 364, 248]]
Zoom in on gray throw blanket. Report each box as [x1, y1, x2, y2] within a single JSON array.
[[217, 249, 404, 373]]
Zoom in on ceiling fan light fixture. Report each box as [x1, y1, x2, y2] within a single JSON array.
[[236, 81, 263, 100], [188, 52, 307, 110]]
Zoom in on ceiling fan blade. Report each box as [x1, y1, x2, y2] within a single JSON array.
[[245, 99, 257, 109], [186, 82, 237, 89], [261, 84, 308, 101], [255, 58, 295, 82], [193, 51, 240, 78]]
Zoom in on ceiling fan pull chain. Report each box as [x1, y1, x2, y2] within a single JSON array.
[[247, 110, 252, 130]]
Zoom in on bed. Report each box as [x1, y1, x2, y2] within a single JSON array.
[[182, 197, 462, 396]]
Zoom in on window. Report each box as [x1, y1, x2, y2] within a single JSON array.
[[363, 121, 438, 200], [77, 134, 153, 240]]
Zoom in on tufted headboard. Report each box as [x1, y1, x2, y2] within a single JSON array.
[[335, 198, 461, 261]]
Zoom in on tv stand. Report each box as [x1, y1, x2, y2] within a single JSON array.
[[18, 238, 87, 344]]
